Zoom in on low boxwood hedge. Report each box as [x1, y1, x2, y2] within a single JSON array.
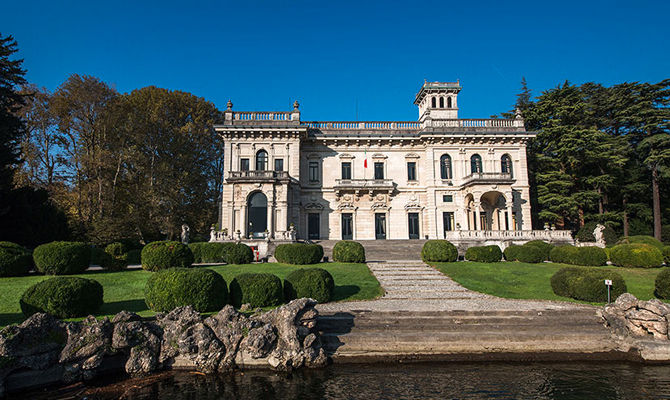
[[332, 241, 366, 263], [616, 235, 664, 250], [516, 244, 545, 263], [503, 245, 522, 262], [465, 245, 502, 262], [609, 243, 664, 268], [575, 246, 608, 267], [33, 241, 91, 275], [550, 245, 580, 264], [229, 273, 283, 308], [144, 268, 228, 312], [655, 268, 670, 299], [224, 243, 254, 264], [141, 241, 194, 271], [662, 246, 670, 265], [0, 241, 32, 277], [20, 277, 103, 318], [550, 267, 627, 302], [524, 240, 554, 261], [188, 242, 236, 263], [283, 268, 335, 303], [274, 243, 323, 265], [421, 240, 458, 262], [103, 242, 128, 271]]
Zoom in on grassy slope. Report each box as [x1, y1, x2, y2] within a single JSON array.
[[0, 262, 382, 327], [432, 261, 664, 304]]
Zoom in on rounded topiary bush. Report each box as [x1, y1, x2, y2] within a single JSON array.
[[229, 273, 283, 308], [421, 240, 458, 262], [550, 267, 626, 302], [332, 241, 366, 263], [655, 268, 670, 299], [575, 246, 608, 267], [20, 277, 103, 318], [283, 268, 335, 303], [503, 245, 522, 262], [141, 241, 194, 271], [610, 243, 664, 268], [662, 246, 670, 265], [274, 243, 324, 265], [524, 240, 554, 261], [103, 242, 128, 271], [516, 244, 545, 263], [0, 241, 32, 277], [189, 242, 234, 263], [225, 243, 254, 264], [33, 241, 91, 275], [465, 245, 502, 263], [616, 235, 664, 250], [576, 222, 618, 247], [550, 245, 580, 265], [144, 268, 227, 312]]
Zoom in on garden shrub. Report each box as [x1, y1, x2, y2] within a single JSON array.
[[515, 244, 545, 263], [465, 245, 502, 263], [274, 243, 324, 265], [421, 240, 458, 262], [576, 222, 618, 246], [189, 242, 235, 263], [550, 245, 580, 264], [141, 241, 194, 271], [126, 249, 142, 265], [503, 244, 522, 261], [550, 267, 626, 302], [229, 273, 283, 308], [332, 241, 366, 263], [0, 241, 32, 277], [20, 277, 103, 318], [103, 242, 128, 271], [144, 268, 227, 312], [662, 246, 670, 265], [655, 268, 670, 299], [283, 268, 335, 303], [524, 240, 554, 261], [33, 241, 91, 275], [609, 243, 664, 268], [616, 235, 664, 250], [224, 243, 254, 264], [575, 246, 608, 267]]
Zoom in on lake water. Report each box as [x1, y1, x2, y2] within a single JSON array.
[[21, 362, 670, 399]]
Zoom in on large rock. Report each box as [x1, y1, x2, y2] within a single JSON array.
[[59, 316, 113, 383], [0, 313, 66, 371], [112, 312, 161, 376], [604, 293, 670, 340], [204, 305, 253, 371]]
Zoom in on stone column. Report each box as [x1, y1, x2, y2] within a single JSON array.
[[240, 205, 247, 238], [474, 201, 481, 231]]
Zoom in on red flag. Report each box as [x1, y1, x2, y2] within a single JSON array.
[[364, 149, 367, 168]]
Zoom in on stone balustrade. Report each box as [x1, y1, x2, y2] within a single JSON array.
[[461, 172, 514, 186], [444, 230, 574, 242], [226, 170, 290, 182], [234, 111, 295, 121], [300, 118, 524, 131]]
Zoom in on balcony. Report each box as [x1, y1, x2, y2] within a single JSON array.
[[226, 170, 290, 183], [334, 178, 394, 197], [461, 172, 514, 187]]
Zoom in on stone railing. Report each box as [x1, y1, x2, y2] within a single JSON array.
[[444, 230, 573, 242], [302, 121, 421, 130], [461, 172, 514, 186], [227, 170, 289, 182], [429, 119, 522, 128], [334, 178, 394, 190], [234, 111, 295, 121]]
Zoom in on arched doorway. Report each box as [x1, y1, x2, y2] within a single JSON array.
[[480, 191, 507, 231], [247, 192, 267, 238]]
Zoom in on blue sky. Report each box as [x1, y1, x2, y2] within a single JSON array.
[[3, 1, 669, 120]]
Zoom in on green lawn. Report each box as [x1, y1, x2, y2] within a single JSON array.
[[0, 262, 382, 327], [432, 261, 664, 304]]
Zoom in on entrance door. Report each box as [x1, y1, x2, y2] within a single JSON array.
[[443, 212, 454, 236], [341, 213, 353, 240], [308, 213, 320, 240], [408, 213, 419, 239], [247, 192, 267, 238], [375, 213, 386, 240]]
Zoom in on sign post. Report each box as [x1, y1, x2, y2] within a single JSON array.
[[604, 279, 613, 303]]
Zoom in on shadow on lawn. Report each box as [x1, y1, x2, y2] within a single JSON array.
[[332, 285, 360, 301], [99, 299, 148, 315], [0, 312, 24, 327]]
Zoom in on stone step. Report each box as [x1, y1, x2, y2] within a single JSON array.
[[319, 309, 597, 318], [318, 320, 605, 334]]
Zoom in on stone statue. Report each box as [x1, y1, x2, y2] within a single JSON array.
[[181, 224, 190, 244], [593, 224, 606, 247], [210, 226, 216, 242]]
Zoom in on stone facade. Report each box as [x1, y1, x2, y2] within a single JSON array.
[[214, 81, 568, 243]]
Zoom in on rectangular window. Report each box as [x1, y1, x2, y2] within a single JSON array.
[[407, 162, 416, 181], [240, 158, 250, 171], [274, 158, 283, 171], [341, 162, 352, 179], [442, 194, 453, 203], [443, 212, 454, 233], [309, 161, 319, 182], [374, 162, 384, 180]]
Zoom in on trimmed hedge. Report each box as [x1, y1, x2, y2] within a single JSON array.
[[20, 277, 103, 318], [421, 240, 458, 262], [126, 249, 142, 265], [550, 267, 627, 302], [224, 243, 254, 265], [274, 243, 323, 265], [332, 241, 366, 263], [576, 222, 618, 247], [144, 268, 227, 312], [550, 245, 580, 264], [229, 273, 283, 308], [575, 246, 608, 267], [516, 244, 545, 263], [503, 245, 522, 262], [283, 268, 335, 303], [33, 241, 91, 275], [524, 240, 554, 261], [141, 241, 194, 271], [103, 242, 128, 271], [616, 235, 664, 250], [0, 241, 32, 277], [655, 268, 670, 299], [465, 245, 502, 263], [188, 242, 236, 263], [662, 246, 670, 265], [609, 243, 664, 268]]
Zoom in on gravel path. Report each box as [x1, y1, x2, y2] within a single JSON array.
[[317, 260, 595, 313]]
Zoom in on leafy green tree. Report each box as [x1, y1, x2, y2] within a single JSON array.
[[640, 134, 670, 239]]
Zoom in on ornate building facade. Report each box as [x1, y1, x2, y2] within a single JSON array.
[[214, 81, 569, 244]]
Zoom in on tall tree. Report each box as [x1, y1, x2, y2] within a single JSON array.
[[640, 134, 670, 240]]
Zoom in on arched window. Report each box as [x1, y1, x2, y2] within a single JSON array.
[[447, 97, 452, 108], [431, 97, 436, 108], [501, 154, 513, 177], [470, 154, 483, 174], [440, 154, 452, 179], [439, 97, 444, 108], [255, 150, 268, 171]]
